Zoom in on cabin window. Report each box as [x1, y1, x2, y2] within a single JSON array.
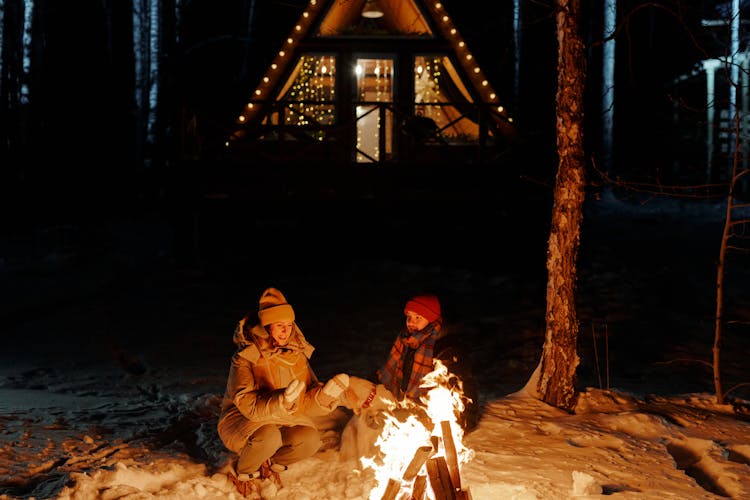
[[354, 57, 394, 163], [413, 55, 479, 144], [263, 54, 337, 140]]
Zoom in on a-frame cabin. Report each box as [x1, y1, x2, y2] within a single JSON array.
[[222, 0, 517, 169]]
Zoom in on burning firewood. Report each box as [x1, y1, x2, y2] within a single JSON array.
[[403, 445, 435, 481], [381, 478, 401, 500], [411, 475, 427, 499], [440, 420, 461, 491], [381, 445, 434, 500], [426, 456, 455, 500], [423, 421, 472, 500], [369, 363, 473, 500]]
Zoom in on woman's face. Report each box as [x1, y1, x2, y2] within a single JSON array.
[[268, 321, 294, 346], [405, 310, 429, 333]]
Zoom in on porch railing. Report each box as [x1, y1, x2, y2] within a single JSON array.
[[225, 99, 514, 165]]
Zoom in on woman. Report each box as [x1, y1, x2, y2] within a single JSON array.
[[377, 294, 479, 431], [217, 287, 348, 494]]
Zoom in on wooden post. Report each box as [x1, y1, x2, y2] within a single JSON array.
[[440, 420, 461, 491]]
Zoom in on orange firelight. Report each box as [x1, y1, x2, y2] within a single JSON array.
[[361, 360, 474, 499]]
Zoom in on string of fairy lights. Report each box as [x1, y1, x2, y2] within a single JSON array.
[[285, 55, 336, 130], [354, 58, 394, 160], [415, 56, 442, 118], [228, 0, 512, 148]]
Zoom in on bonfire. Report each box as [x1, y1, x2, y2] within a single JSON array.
[[361, 360, 474, 500]]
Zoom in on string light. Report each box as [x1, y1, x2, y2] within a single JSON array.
[[230, 0, 513, 146]]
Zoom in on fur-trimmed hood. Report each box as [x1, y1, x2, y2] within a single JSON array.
[[217, 314, 323, 453], [233, 316, 315, 364]]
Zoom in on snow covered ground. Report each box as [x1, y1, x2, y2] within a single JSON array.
[[1, 192, 750, 499]]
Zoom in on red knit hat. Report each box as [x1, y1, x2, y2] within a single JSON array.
[[404, 295, 441, 323]]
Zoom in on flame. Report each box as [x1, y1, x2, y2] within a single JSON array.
[[362, 360, 474, 499]]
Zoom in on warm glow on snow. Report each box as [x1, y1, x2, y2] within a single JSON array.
[[3, 199, 750, 499]]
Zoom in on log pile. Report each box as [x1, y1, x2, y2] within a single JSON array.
[[380, 420, 471, 500]]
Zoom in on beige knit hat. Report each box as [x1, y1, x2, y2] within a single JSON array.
[[258, 287, 295, 326]]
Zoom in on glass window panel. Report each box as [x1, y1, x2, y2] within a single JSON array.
[[278, 54, 337, 127], [355, 58, 394, 102], [355, 57, 394, 163], [414, 55, 479, 143]]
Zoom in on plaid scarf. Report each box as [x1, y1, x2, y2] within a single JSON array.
[[379, 323, 439, 401]]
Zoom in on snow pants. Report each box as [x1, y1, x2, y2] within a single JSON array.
[[237, 423, 321, 474]]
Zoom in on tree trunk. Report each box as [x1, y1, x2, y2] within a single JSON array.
[[536, 0, 586, 413], [0, 0, 25, 165]]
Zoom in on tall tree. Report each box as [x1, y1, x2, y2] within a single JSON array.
[[536, 0, 587, 412], [0, 0, 27, 174], [601, 0, 616, 176]]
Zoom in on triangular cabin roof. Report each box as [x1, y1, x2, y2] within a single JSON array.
[[224, 0, 516, 165]]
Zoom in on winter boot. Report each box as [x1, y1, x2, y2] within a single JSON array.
[[259, 459, 285, 489], [227, 467, 262, 499]]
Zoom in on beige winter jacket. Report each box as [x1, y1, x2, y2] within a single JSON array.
[[217, 316, 334, 452]]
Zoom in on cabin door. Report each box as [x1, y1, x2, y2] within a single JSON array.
[[353, 56, 395, 164]]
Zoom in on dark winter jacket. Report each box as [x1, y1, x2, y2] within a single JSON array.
[[433, 334, 480, 432], [378, 325, 479, 432]]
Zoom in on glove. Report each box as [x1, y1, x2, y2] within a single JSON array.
[[282, 379, 305, 412], [316, 373, 349, 408], [364, 408, 387, 429], [324, 373, 349, 398]]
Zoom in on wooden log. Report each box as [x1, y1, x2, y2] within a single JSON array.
[[381, 478, 402, 500], [402, 445, 434, 481], [426, 457, 456, 500], [456, 487, 472, 500], [382, 445, 434, 500], [411, 475, 427, 500], [440, 420, 461, 491], [431, 435, 440, 451]]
